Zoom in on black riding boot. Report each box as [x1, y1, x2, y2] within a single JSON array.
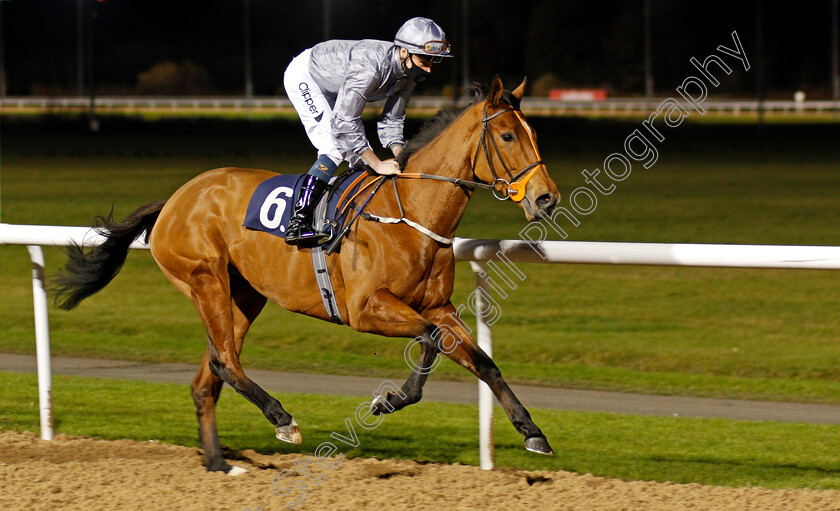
[[285, 175, 329, 246]]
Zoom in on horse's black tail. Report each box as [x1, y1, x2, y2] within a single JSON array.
[[51, 200, 167, 311]]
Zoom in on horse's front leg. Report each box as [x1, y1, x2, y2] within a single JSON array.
[[351, 289, 439, 415], [425, 304, 554, 455]]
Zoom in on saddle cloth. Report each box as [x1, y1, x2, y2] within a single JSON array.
[[242, 170, 366, 241], [242, 169, 370, 325]]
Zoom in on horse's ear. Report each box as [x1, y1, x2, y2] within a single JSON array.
[[487, 76, 504, 106], [512, 77, 527, 100]]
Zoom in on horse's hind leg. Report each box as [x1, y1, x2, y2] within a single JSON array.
[[192, 350, 227, 472], [192, 271, 267, 472], [190, 257, 300, 447], [370, 329, 440, 415], [351, 289, 441, 414]]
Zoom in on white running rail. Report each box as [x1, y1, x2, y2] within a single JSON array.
[[2, 96, 839, 116], [3, 223, 840, 468]]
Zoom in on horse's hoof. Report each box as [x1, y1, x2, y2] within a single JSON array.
[[524, 436, 554, 455], [227, 465, 249, 476], [207, 461, 233, 473], [275, 419, 302, 444], [370, 394, 391, 416]]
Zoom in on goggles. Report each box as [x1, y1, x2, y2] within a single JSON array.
[[419, 40, 451, 55], [396, 39, 451, 63]]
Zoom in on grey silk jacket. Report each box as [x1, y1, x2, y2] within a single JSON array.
[[308, 39, 415, 160]]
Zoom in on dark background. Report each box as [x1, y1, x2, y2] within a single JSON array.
[[1, 0, 837, 98]]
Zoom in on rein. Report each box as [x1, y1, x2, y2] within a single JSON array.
[[395, 104, 545, 202], [328, 103, 546, 249], [360, 178, 455, 245], [390, 172, 494, 191], [331, 174, 455, 250]]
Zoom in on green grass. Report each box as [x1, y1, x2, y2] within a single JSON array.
[[2, 119, 840, 404], [2, 371, 839, 489]]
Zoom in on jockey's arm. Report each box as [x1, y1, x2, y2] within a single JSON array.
[[377, 86, 412, 164], [332, 63, 402, 176]]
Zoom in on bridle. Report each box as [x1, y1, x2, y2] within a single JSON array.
[[471, 104, 546, 202], [330, 103, 547, 250], [396, 103, 546, 203]]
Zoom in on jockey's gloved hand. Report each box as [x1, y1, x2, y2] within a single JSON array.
[[372, 159, 402, 176]]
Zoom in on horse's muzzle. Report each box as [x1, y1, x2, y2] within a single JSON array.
[[522, 191, 558, 221], [535, 192, 557, 217]]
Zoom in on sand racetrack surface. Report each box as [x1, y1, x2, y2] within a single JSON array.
[[1, 431, 838, 511]]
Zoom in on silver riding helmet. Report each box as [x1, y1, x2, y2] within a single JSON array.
[[394, 17, 453, 63]]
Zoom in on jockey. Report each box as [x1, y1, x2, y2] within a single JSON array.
[[282, 16, 452, 246]]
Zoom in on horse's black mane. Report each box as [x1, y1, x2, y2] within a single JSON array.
[[396, 82, 521, 169]]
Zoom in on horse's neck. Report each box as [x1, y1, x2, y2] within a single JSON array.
[[399, 109, 482, 239]]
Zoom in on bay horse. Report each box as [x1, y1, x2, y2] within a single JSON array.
[[53, 77, 560, 473]]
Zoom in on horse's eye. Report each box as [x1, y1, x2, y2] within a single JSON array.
[[501, 133, 515, 142]]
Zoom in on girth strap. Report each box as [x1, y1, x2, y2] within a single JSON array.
[[311, 245, 343, 324], [311, 184, 344, 324]]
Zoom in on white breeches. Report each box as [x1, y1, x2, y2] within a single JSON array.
[[283, 49, 345, 167]]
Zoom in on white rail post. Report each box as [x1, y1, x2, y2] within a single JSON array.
[[26, 245, 53, 441], [470, 261, 494, 470]]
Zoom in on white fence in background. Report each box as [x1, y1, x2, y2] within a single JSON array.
[[3, 223, 840, 470], [2, 96, 839, 117]]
